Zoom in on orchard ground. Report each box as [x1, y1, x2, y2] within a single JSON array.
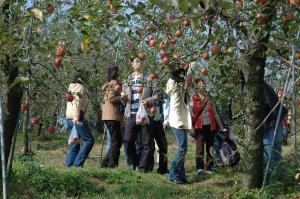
[[8, 127, 300, 199]]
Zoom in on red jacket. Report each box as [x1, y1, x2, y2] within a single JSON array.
[[192, 95, 217, 130]]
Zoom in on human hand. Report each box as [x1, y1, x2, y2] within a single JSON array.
[[142, 99, 148, 107]]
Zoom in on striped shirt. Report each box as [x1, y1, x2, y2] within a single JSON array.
[[130, 74, 143, 114]]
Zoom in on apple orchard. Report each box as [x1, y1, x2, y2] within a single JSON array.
[[1, 0, 300, 190]]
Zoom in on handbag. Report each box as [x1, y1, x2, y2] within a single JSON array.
[[189, 100, 208, 138]]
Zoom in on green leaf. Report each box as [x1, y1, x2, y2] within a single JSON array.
[[178, 0, 189, 12]]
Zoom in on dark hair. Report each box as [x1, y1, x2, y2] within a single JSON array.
[[72, 69, 83, 84], [169, 63, 185, 83], [106, 66, 119, 82]]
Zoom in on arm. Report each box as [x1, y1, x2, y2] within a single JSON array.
[[72, 85, 84, 122], [145, 78, 161, 106]]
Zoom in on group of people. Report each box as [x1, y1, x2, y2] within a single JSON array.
[[63, 57, 291, 184]]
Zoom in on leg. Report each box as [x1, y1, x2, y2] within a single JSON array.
[[124, 116, 139, 169], [139, 124, 154, 172], [153, 120, 168, 174], [195, 129, 205, 171], [205, 129, 216, 170], [169, 128, 188, 183], [106, 121, 122, 168], [101, 124, 111, 167], [73, 121, 95, 167], [65, 119, 79, 167]]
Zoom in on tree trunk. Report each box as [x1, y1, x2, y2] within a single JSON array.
[[2, 56, 23, 165], [242, 41, 267, 188]]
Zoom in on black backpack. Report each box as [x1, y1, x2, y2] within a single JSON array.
[[215, 130, 240, 167]]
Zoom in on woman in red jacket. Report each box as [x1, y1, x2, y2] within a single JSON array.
[[191, 79, 225, 174]]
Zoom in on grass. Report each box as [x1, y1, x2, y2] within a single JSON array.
[[5, 129, 300, 199]]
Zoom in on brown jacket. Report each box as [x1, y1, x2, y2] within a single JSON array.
[[101, 80, 122, 121]]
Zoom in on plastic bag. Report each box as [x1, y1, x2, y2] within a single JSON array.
[[136, 104, 150, 125], [68, 125, 80, 145]]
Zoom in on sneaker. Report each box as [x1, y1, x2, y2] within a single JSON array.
[[197, 169, 204, 175]]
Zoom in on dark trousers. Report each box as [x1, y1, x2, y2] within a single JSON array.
[[195, 125, 215, 170], [124, 115, 154, 171], [101, 120, 122, 168], [150, 118, 168, 174]]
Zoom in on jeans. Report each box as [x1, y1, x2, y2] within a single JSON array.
[[263, 124, 284, 162], [168, 128, 188, 183], [65, 119, 95, 167]]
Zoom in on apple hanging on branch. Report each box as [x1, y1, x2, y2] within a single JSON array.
[[21, 102, 29, 111], [211, 44, 221, 55], [46, 4, 55, 14], [48, 127, 55, 134], [53, 57, 62, 67], [31, 118, 39, 126], [149, 73, 157, 80], [56, 46, 65, 57], [65, 91, 74, 102]]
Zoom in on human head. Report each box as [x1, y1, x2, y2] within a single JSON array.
[[196, 78, 206, 93], [131, 58, 142, 71], [106, 66, 119, 82], [277, 87, 284, 99], [169, 63, 185, 83], [72, 69, 86, 84]]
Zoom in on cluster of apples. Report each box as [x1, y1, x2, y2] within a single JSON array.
[[53, 44, 65, 68]]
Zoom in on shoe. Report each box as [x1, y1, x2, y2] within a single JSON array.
[[174, 179, 188, 184], [203, 170, 212, 175], [196, 169, 204, 175]]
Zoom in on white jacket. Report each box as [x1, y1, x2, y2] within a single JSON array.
[[165, 79, 192, 130]]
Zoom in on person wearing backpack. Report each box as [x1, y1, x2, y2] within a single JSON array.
[[65, 70, 95, 167], [190, 79, 225, 174], [101, 66, 123, 168]]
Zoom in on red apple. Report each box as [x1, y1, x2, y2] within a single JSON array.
[[65, 92, 74, 102], [148, 34, 155, 40], [149, 40, 156, 47], [149, 106, 157, 115], [256, 13, 269, 24], [21, 102, 29, 111], [124, 41, 133, 49], [53, 57, 62, 67], [183, 63, 189, 71], [114, 84, 122, 93], [149, 73, 157, 80], [183, 19, 190, 27], [211, 44, 221, 55], [48, 127, 55, 134], [296, 98, 300, 105], [138, 52, 145, 60], [283, 13, 294, 22], [46, 4, 55, 14], [235, 0, 243, 8], [162, 57, 170, 65], [31, 118, 39, 126], [175, 30, 183, 37], [173, 53, 180, 60], [255, 0, 269, 6], [56, 46, 65, 57], [159, 51, 167, 59], [290, 0, 300, 7], [202, 52, 209, 60], [185, 76, 193, 86], [200, 67, 208, 75], [169, 38, 177, 44]]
